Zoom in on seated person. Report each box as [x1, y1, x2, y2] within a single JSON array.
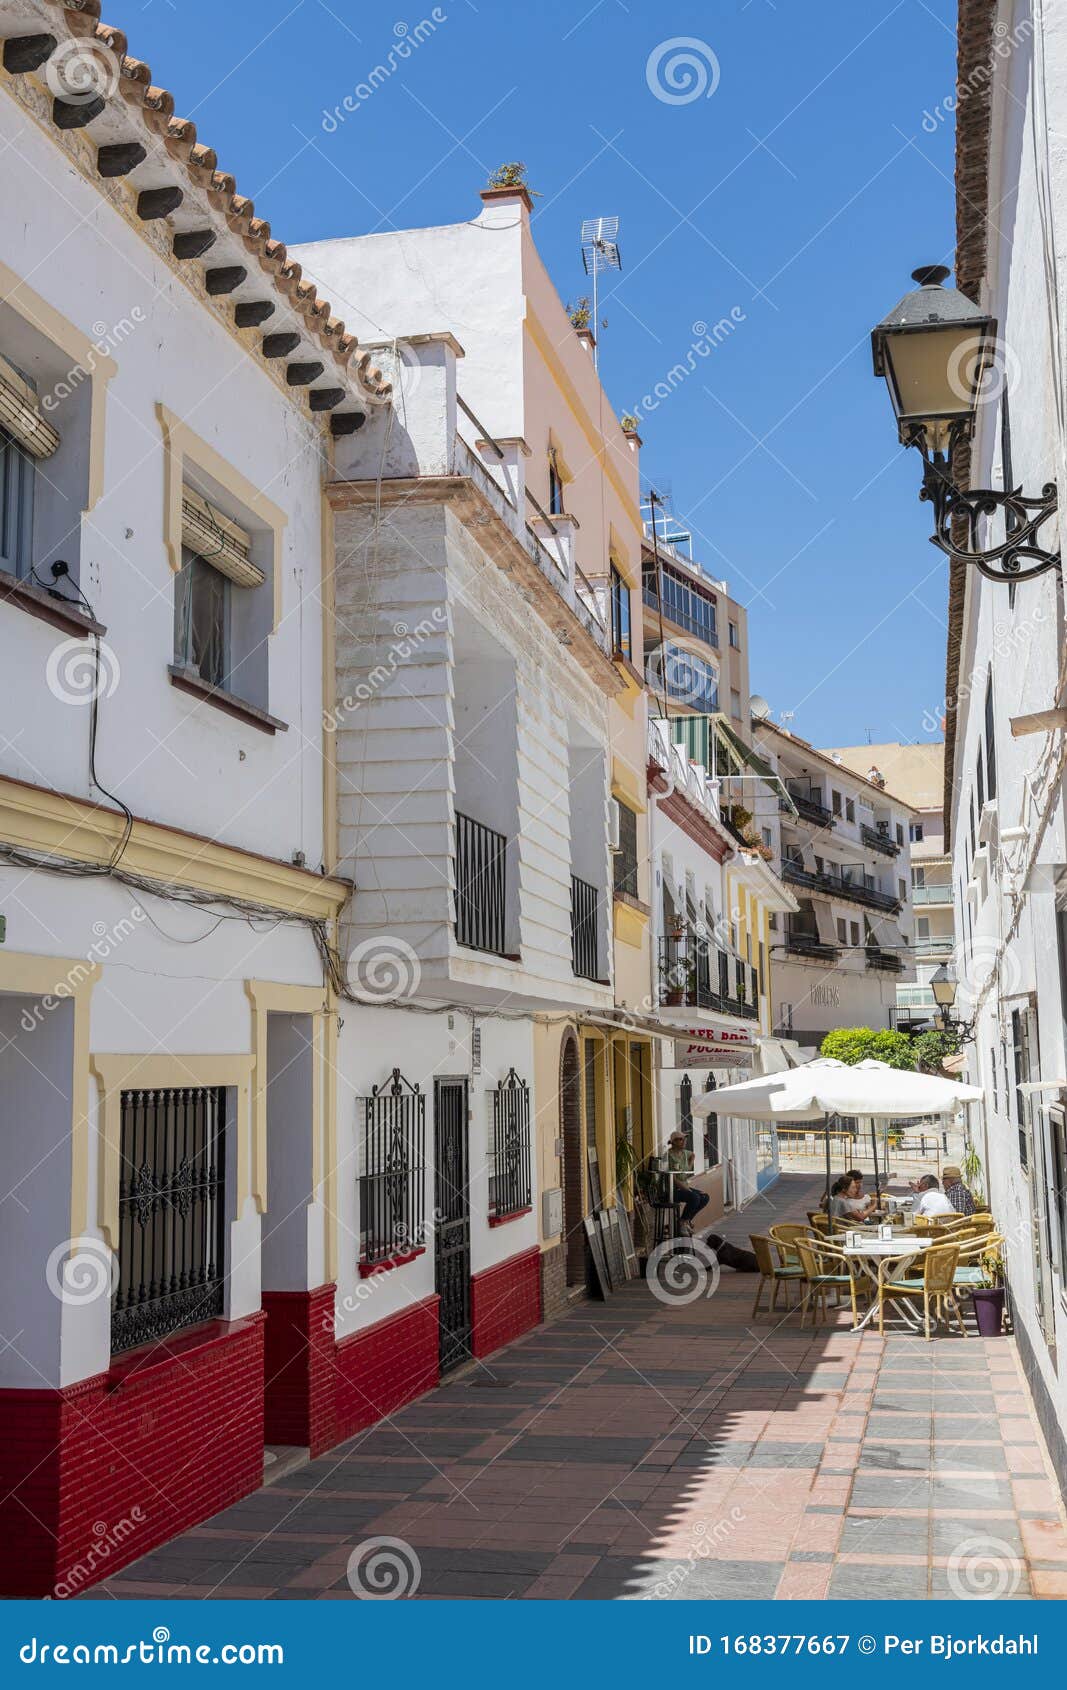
[[666, 1132, 710, 1234], [942, 1164, 978, 1215], [832, 1173, 875, 1222], [912, 1173, 955, 1218], [845, 1168, 879, 1218]]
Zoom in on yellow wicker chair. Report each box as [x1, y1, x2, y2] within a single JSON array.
[[953, 1232, 1004, 1293], [794, 1237, 859, 1328], [750, 1234, 805, 1316], [877, 1242, 965, 1340], [768, 1222, 809, 1267]]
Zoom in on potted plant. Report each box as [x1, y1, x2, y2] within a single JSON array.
[[567, 297, 592, 331], [971, 1242, 1006, 1336], [620, 413, 640, 434]]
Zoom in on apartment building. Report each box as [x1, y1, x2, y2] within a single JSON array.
[[640, 510, 750, 730], [298, 177, 658, 1333], [827, 743, 950, 1035], [0, 2, 388, 1594], [748, 720, 916, 1051]]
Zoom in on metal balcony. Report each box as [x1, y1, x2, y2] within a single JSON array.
[[861, 823, 901, 857], [781, 860, 903, 915], [570, 875, 600, 981], [782, 791, 835, 829], [782, 924, 840, 962], [865, 945, 905, 974], [455, 812, 508, 956], [659, 934, 759, 1019]]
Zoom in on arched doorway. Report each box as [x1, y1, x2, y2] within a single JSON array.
[[559, 1032, 585, 1286]]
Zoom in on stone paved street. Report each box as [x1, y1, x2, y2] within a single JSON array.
[[92, 1177, 1067, 1601]]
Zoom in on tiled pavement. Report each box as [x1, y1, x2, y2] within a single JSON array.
[[90, 1175, 1067, 1601]]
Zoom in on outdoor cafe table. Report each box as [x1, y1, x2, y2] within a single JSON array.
[[840, 1233, 933, 1332]]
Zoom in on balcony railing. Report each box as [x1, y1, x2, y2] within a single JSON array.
[[455, 812, 507, 956], [913, 935, 953, 957], [642, 583, 719, 648], [659, 934, 759, 1019], [912, 882, 953, 905], [781, 791, 835, 829], [865, 945, 905, 974], [782, 924, 840, 962], [570, 875, 600, 981], [781, 860, 902, 915], [861, 823, 901, 858]]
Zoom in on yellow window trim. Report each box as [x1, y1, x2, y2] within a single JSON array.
[[0, 949, 99, 1243], [613, 898, 648, 948], [0, 257, 115, 513], [91, 1051, 255, 1251], [157, 402, 288, 632], [611, 767, 646, 814], [0, 775, 350, 923]]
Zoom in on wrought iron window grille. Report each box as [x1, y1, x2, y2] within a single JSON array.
[[359, 1068, 427, 1263]]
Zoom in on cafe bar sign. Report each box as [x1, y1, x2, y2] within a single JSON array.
[[673, 1024, 754, 1070]]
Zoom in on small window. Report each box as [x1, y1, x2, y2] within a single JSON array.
[[613, 800, 639, 899], [761, 827, 772, 848], [898, 878, 907, 901], [831, 789, 842, 817], [913, 866, 926, 887], [985, 675, 997, 800], [728, 620, 740, 649], [0, 425, 36, 579], [548, 454, 564, 516], [836, 917, 847, 943], [896, 822, 904, 845], [976, 741, 985, 812], [850, 921, 860, 947], [917, 917, 929, 938], [175, 549, 230, 688], [845, 797, 855, 823], [910, 822, 923, 843], [609, 563, 631, 660], [730, 688, 741, 718]]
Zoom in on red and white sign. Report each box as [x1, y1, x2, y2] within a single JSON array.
[[673, 1024, 754, 1070]]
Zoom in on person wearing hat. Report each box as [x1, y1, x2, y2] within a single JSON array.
[[942, 1164, 977, 1216], [666, 1132, 710, 1234]]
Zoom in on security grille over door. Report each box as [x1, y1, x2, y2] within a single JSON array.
[[489, 1069, 532, 1220], [360, 1069, 426, 1265], [434, 1077, 471, 1373], [112, 1086, 226, 1356]]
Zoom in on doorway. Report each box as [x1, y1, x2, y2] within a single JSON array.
[[560, 1034, 584, 1286], [433, 1076, 471, 1373]]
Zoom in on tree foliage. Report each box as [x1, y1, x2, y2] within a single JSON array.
[[909, 1028, 962, 1074], [818, 1026, 916, 1070]]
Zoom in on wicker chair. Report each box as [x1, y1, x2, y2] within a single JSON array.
[[768, 1222, 809, 1267], [877, 1242, 965, 1340], [750, 1234, 805, 1316], [794, 1236, 859, 1327]]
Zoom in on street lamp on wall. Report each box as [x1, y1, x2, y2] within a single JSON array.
[[871, 267, 1060, 583], [929, 960, 975, 1042]]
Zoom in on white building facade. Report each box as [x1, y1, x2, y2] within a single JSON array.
[[943, 0, 1067, 1497]]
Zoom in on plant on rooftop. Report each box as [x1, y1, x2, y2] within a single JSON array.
[[567, 297, 592, 330], [486, 162, 539, 195], [620, 414, 640, 433]]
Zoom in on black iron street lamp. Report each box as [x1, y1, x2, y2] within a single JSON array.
[[871, 266, 1060, 583], [929, 960, 974, 1041]]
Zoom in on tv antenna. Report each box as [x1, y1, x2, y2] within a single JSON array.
[[580, 216, 621, 371]]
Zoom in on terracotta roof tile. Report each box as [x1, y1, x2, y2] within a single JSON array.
[[18, 1, 391, 408]]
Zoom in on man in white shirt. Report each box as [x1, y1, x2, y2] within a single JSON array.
[[912, 1174, 955, 1218]]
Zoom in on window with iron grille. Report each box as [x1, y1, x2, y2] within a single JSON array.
[[360, 1069, 427, 1263], [0, 424, 35, 579], [111, 1086, 227, 1356], [613, 799, 639, 898], [489, 1069, 532, 1219]]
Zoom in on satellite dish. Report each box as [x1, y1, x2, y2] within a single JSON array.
[[749, 695, 771, 720]]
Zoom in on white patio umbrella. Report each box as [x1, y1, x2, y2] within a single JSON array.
[[692, 1058, 982, 1209]]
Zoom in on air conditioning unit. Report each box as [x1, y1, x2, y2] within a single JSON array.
[[608, 797, 621, 852]]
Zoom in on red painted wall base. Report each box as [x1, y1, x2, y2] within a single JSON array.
[[0, 1314, 264, 1599], [470, 1246, 542, 1359]]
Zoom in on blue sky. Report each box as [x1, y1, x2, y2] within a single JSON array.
[[131, 0, 958, 748]]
